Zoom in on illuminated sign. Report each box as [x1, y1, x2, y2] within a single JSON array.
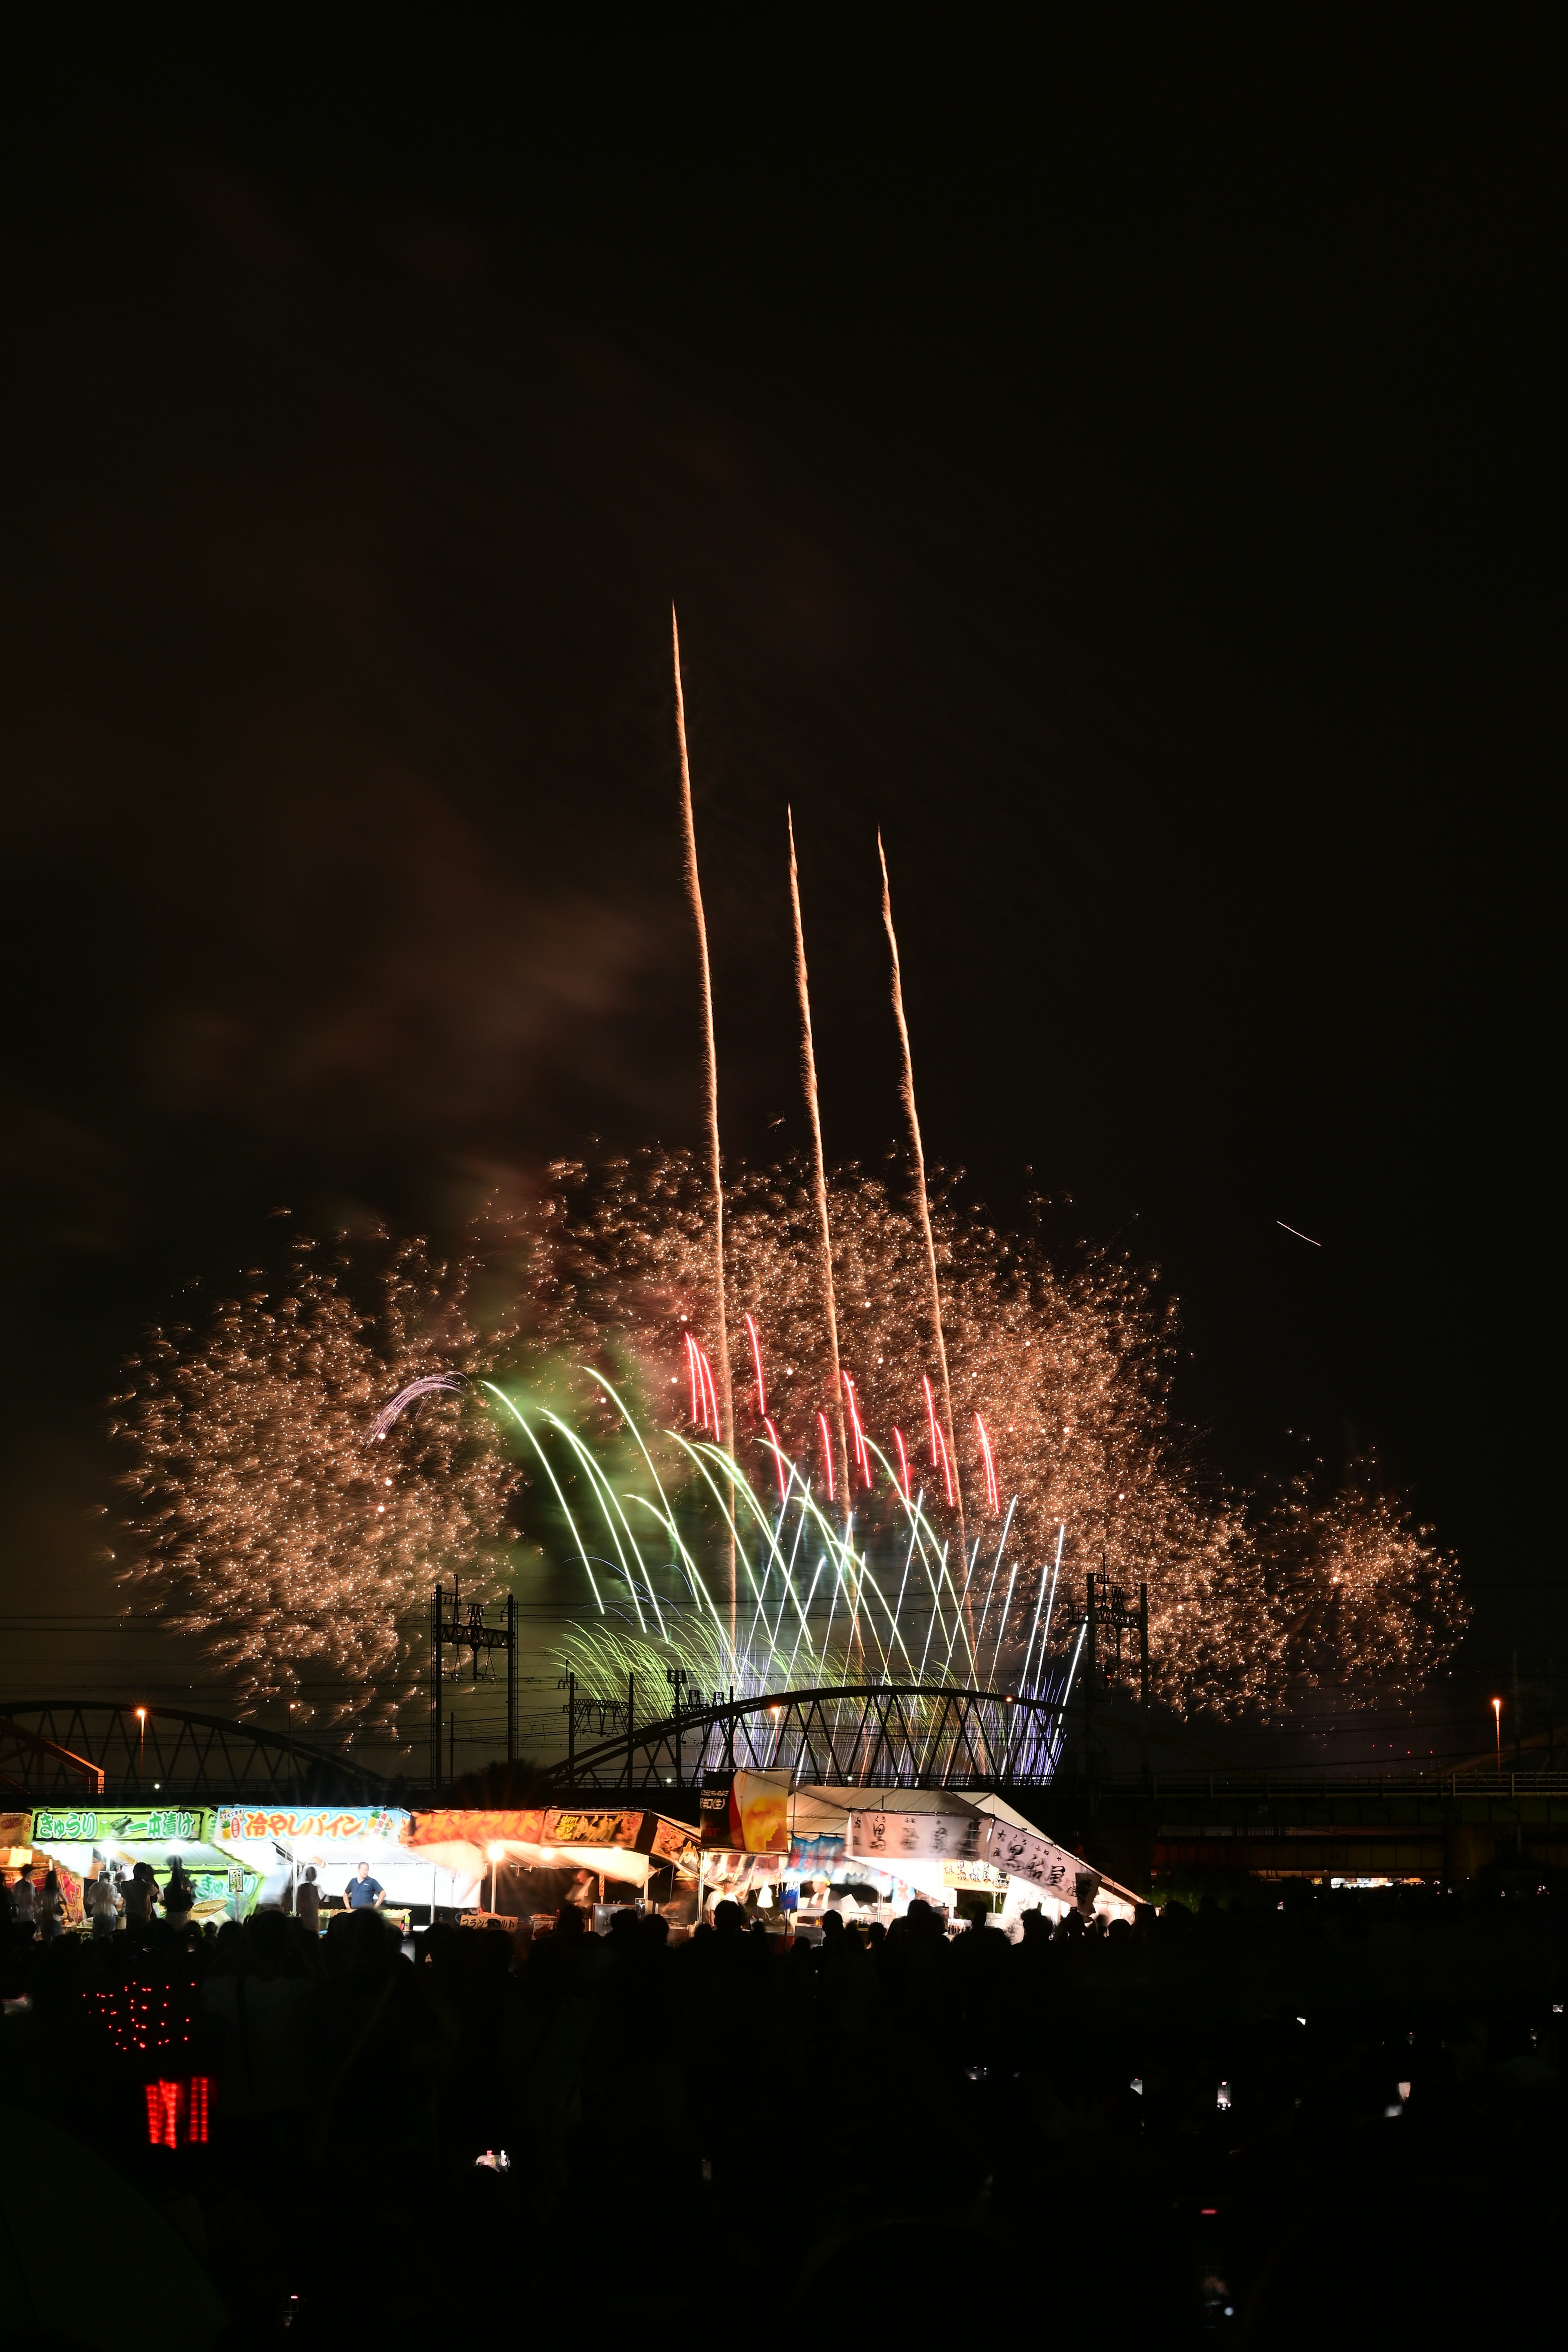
[[213, 1806, 409, 1845], [32, 1808, 205, 1846], [145, 2078, 210, 2148]]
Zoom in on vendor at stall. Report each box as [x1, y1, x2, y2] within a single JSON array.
[[345, 1860, 386, 1911]]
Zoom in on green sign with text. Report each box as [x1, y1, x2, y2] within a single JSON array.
[[31, 1807, 210, 1846]]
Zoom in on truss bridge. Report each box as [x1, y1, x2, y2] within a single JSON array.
[[547, 1682, 1067, 1791]]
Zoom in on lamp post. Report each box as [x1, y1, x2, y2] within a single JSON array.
[[1492, 1697, 1503, 1778], [487, 1841, 505, 1916], [135, 1706, 146, 1779]]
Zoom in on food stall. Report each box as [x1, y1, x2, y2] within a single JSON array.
[[698, 1775, 1142, 1932], [20, 1804, 257, 1925], [209, 1804, 461, 1926], [404, 1805, 702, 1929]]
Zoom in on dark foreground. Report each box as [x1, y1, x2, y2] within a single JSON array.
[[2, 1888, 1562, 2344]]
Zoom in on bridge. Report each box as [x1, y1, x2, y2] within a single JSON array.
[[0, 1702, 392, 1804], [547, 1682, 1068, 1791], [1030, 1766, 1568, 1895]]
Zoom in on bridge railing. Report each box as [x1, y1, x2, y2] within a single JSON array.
[[1061, 1769, 1568, 1799]]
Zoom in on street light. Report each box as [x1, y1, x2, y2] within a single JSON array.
[[1492, 1697, 1503, 1775], [487, 1841, 506, 1915], [135, 1706, 147, 1772]]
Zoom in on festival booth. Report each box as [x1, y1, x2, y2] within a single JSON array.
[[697, 1774, 1142, 1933], [9, 1802, 705, 1935], [403, 1806, 703, 1929], [18, 1804, 260, 1926], [210, 1804, 457, 1926]]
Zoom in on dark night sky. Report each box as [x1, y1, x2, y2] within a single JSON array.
[[0, 20, 1554, 1732]]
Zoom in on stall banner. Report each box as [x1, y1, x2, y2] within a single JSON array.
[[649, 1817, 702, 1873], [33, 1806, 209, 1846], [213, 1805, 407, 1846], [789, 1831, 846, 1874], [404, 1807, 649, 1852], [978, 1816, 1086, 1898], [942, 1860, 1009, 1891], [846, 1809, 984, 1862], [700, 1769, 790, 1852], [1, 1810, 33, 1862]]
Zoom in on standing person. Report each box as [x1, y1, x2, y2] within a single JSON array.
[[12, 1864, 37, 1931], [90, 1869, 122, 1941], [122, 1862, 156, 1939], [164, 1860, 195, 1931], [296, 1865, 321, 1935], [37, 1870, 65, 1942], [344, 1861, 385, 1912]]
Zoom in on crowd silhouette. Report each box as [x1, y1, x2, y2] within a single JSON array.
[[0, 1876, 1560, 2341]]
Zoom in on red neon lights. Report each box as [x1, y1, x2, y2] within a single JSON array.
[[145, 2076, 210, 2148]]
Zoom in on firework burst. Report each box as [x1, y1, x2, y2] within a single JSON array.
[[112, 1153, 1466, 1731]]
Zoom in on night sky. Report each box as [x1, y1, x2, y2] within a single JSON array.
[[0, 22, 1552, 1742]]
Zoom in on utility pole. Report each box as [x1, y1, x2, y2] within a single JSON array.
[[627, 1670, 635, 1792], [1513, 1648, 1522, 1774], [667, 1667, 686, 1787], [1084, 1573, 1098, 1790], [506, 1592, 517, 1766], [430, 1583, 443, 1793], [1139, 1581, 1150, 1783], [557, 1673, 577, 1788]]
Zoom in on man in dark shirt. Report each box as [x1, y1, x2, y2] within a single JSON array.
[[345, 1860, 385, 1910]]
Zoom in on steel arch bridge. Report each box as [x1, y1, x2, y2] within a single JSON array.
[[548, 1684, 1068, 1791], [0, 1702, 392, 1804]]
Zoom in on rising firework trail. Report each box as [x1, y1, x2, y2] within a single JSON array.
[[879, 832, 967, 1564], [788, 808, 851, 1508], [672, 608, 735, 1637]]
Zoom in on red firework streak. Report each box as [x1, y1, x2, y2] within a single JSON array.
[[924, 1373, 956, 1506], [840, 1372, 872, 1486], [744, 1313, 768, 1416], [762, 1414, 788, 1501], [893, 1425, 911, 1501], [974, 1413, 1000, 1513], [685, 1334, 721, 1438], [817, 1411, 836, 1502]]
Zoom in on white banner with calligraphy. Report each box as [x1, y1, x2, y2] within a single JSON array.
[[979, 1815, 1095, 1901], [846, 1809, 986, 1864]]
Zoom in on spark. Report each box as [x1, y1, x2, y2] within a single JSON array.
[[881, 832, 964, 1551], [744, 1312, 768, 1416], [975, 1412, 1000, 1513], [1276, 1221, 1322, 1247], [365, 1373, 468, 1444], [673, 607, 735, 1635], [788, 808, 850, 1507], [817, 1410, 836, 1503]]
